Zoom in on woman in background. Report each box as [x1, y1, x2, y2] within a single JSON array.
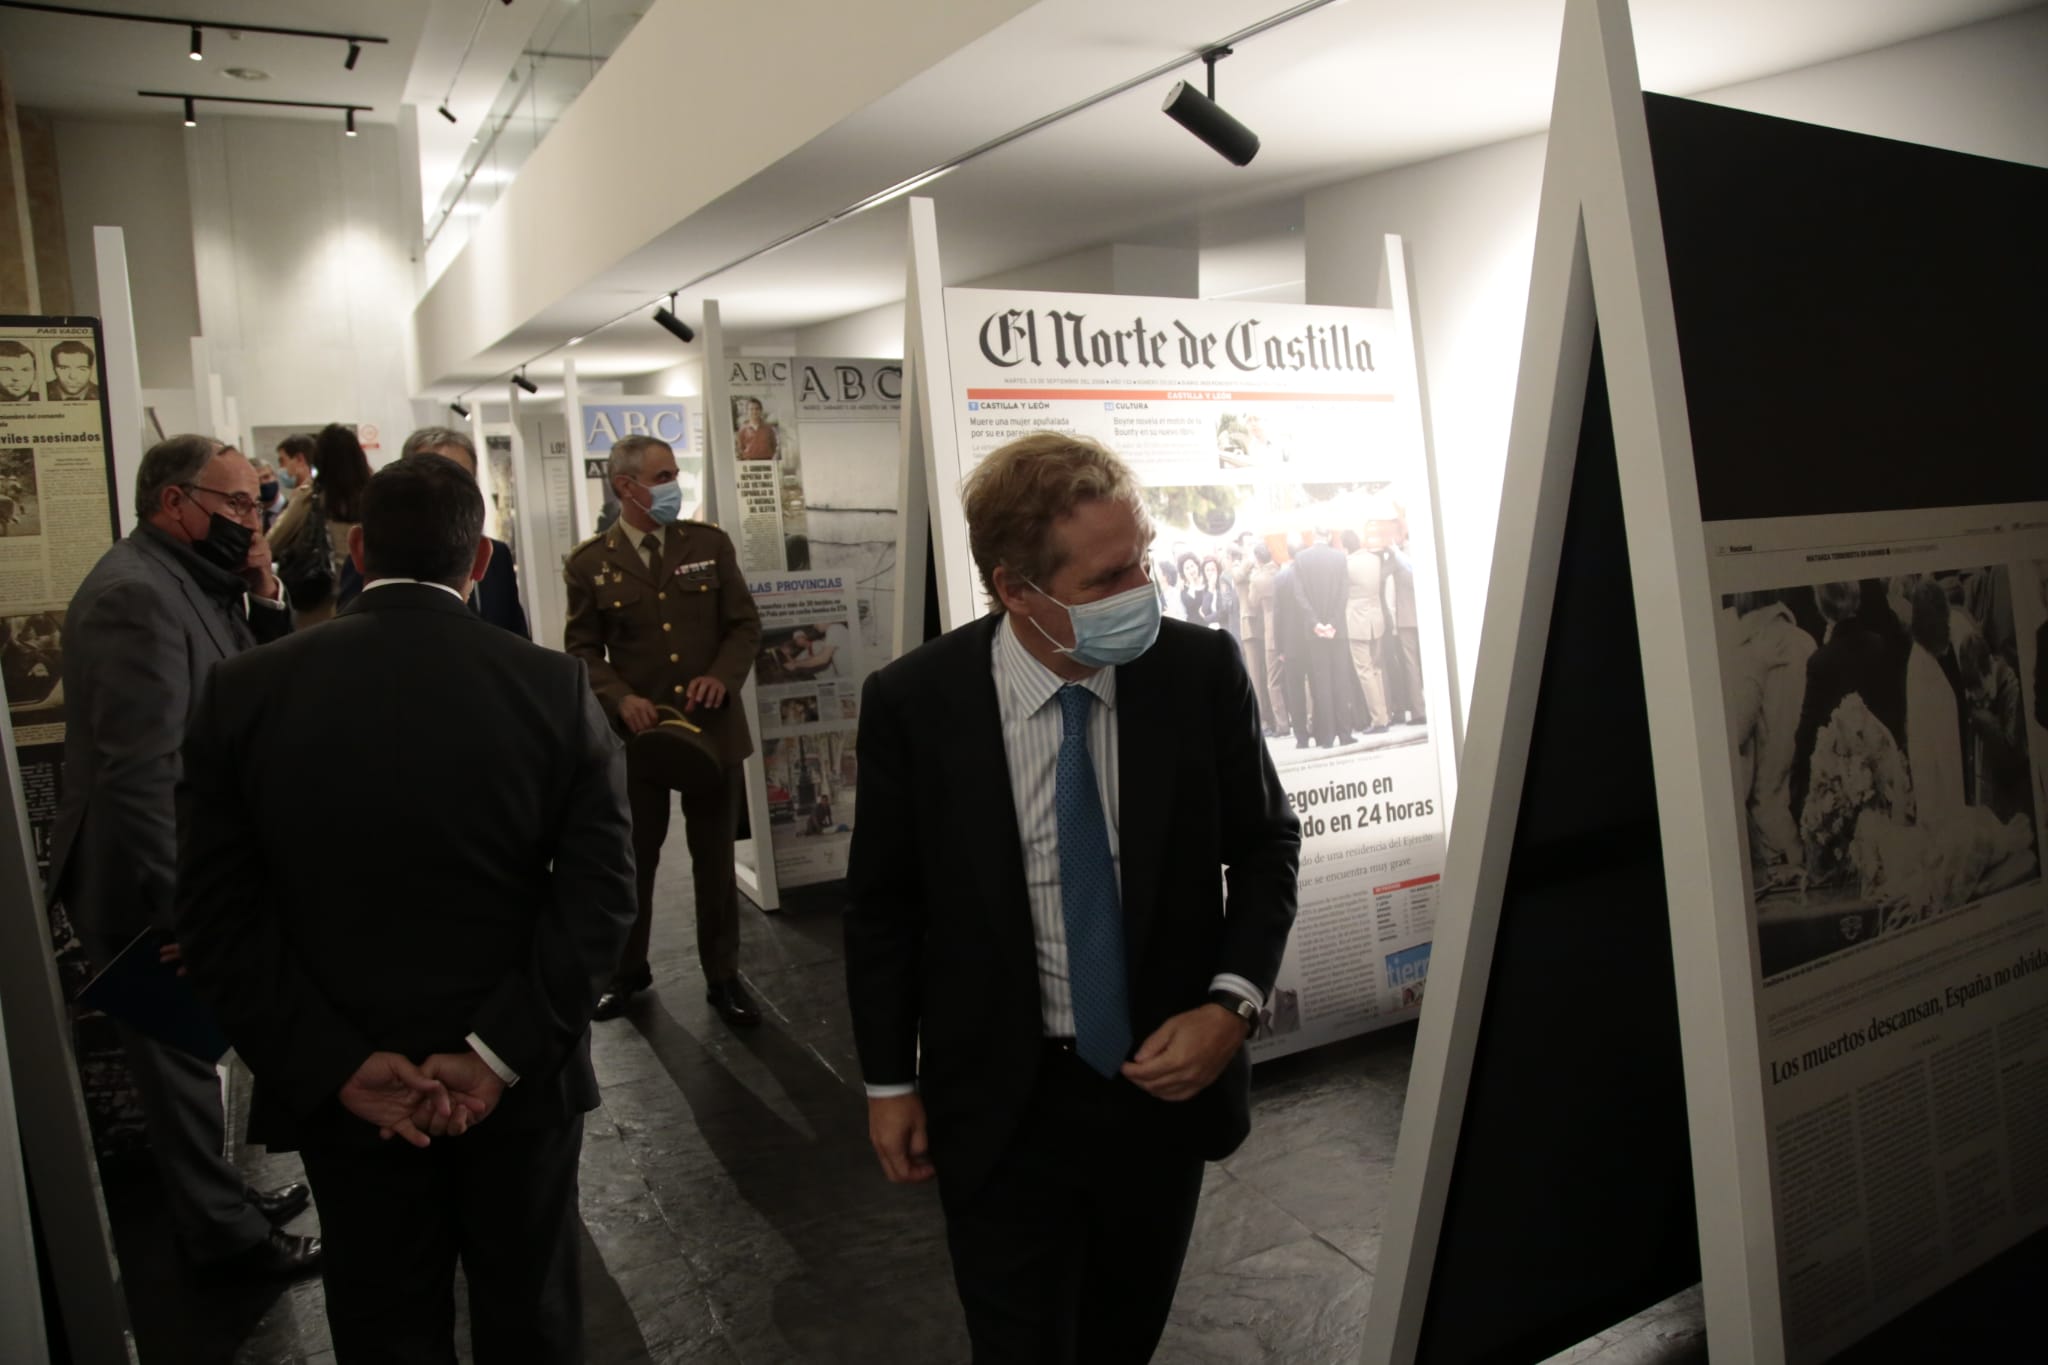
[[268, 424, 369, 628]]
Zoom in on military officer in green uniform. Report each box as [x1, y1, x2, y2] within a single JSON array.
[[564, 434, 763, 1026]]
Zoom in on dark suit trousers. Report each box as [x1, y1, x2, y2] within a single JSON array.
[[112, 1021, 271, 1262], [300, 1115, 584, 1365], [623, 766, 742, 985], [1303, 637, 1355, 746], [941, 1047, 1205, 1365]]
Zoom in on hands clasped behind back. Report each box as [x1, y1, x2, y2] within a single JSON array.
[[338, 1050, 507, 1148]]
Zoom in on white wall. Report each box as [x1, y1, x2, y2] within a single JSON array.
[[52, 118, 202, 395], [795, 302, 905, 361], [184, 117, 417, 464], [1304, 4, 2048, 720]]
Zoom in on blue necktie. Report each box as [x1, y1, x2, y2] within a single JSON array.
[[1055, 685, 1132, 1078]]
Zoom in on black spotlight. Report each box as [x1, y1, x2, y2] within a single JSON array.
[[511, 371, 538, 395], [653, 297, 695, 344], [345, 41, 362, 71], [1162, 47, 1259, 167], [449, 400, 471, 418], [344, 109, 358, 138], [437, 104, 458, 124], [189, 25, 203, 61], [183, 97, 197, 129]]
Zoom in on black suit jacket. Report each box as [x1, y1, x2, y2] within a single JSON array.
[[175, 584, 634, 1149], [335, 537, 529, 639], [845, 614, 1300, 1198]]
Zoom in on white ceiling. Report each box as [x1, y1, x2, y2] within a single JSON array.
[[436, 0, 2038, 395], [0, 0, 432, 127]]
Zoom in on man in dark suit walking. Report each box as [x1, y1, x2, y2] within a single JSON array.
[[1292, 526, 1360, 749], [46, 433, 314, 1278], [175, 455, 637, 1362], [846, 433, 1300, 1363]]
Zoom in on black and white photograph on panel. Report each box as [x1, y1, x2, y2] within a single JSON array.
[[0, 446, 40, 536], [1725, 565, 2039, 981], [1, 607, 63, 715]]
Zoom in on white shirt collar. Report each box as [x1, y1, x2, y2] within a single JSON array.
[[994, 612, 1115, 719], [363, 577, 467, 603]]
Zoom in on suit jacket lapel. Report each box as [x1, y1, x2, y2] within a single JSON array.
[[1115, 645, 1173, 974], [944, 617, 1034, 967], [138, 534, 237, 659]]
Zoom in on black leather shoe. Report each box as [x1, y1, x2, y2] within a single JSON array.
[[203, 1229, 322, 1282], [707, 979, 761, 1028], [593, 966, 654, 1020], [248, 1182, 310, 1226]]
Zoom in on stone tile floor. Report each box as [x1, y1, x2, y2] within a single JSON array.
[[95, 823, 2044, 1362]]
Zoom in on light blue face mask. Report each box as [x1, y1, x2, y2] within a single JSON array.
[[1025, 577, 1163, 669], [276, 467, 297, 491], [639, 478, 684, 525]]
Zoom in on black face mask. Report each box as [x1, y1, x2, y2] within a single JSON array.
[[190, 512, 254, 574], [258, 481, 279, 505]]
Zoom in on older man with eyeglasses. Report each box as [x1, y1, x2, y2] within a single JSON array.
[[45, 434, 316, 1282]]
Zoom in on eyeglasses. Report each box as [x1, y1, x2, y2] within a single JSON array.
[[182, 483, 262, 517]]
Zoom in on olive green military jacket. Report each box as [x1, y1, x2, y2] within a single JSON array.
[[562, 518, 762, 767]]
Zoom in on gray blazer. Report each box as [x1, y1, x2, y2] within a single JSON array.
[[46, 528, 291, 962]]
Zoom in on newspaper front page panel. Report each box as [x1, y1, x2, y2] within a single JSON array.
[[726, 360, 799, 573], [793, 357, 903, 666], [940, 289, 1450, 1058], [749, 571, 863, 888], [1707, 505, 2048, 1361], [0, 319, 117, 875]]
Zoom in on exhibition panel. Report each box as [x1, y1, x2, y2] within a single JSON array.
[[909, 203, 1459, 1059], [1368, 0, 2048, 1361]]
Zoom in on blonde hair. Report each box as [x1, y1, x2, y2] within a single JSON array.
[[961, 432, 1150, 608]]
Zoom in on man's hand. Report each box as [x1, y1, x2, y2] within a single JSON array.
[[158, 940, 186, 977], [619, 695, 660, 734], [683, 676, 727, 710], [409, 1050, 507, 1138], [1120, 1004, 1249, 1102], [242, 532, 280, 600], [867, 1094, 935, 1184], [339, 1052, 449, 1149]]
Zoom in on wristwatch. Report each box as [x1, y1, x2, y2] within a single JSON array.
[[1207, 991, 1259, 1032]]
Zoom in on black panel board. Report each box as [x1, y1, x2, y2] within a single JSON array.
[[1417, 342, 1700, 1364], [1642, 93, 2048, 524]]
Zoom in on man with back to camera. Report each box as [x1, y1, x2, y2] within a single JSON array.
[[47, 339, 99, 400], [44, 434, 313, 1279], [845, 432, 1300, 1363], [174, 454, 637, 1362], [0, 340, 36, 401], [330, 426, 530, 637], [563, 434, 765, 1025]]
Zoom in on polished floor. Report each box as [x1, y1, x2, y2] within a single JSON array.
[[97, 820, 2042, 1363]]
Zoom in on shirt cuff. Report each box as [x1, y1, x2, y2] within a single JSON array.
[[864, 1081, 917, 1099], [1208, 974, 1264, 1012], [465, 1033, 520, 1086], [250, 586, 289, 609]]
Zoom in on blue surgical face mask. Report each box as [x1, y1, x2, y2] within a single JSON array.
[[1025, 577, 1163, 669], [276, 466, 297, 491], [640, 478, 684, 525]]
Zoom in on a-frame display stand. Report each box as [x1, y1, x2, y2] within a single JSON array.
[[1364, 0, 1767, 1348], [1365, 0, 2048, 1360]]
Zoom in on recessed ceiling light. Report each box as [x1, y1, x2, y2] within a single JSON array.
[[223, 67, 269, 81]]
